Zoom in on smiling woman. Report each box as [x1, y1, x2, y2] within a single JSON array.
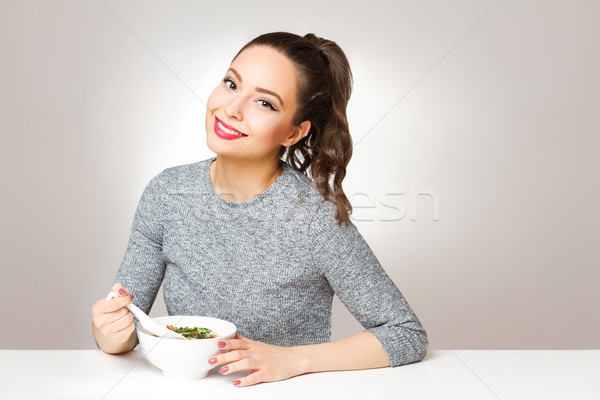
[[204, 44, 313, 204], [91, 31, 427, 388]]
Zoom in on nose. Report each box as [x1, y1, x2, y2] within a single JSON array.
[[224, 94, 244, 120]]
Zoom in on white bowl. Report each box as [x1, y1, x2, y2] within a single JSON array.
[[136, 315, 236, 380]]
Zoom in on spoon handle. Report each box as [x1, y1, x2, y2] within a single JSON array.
[[105, 291, 185, 339]]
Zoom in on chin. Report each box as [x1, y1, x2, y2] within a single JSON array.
[[206, 135, 239, 158], [205, 135, 222, 156]]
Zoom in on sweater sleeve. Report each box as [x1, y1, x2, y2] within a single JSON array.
[[309, 200, 428, 367], [112, 171, 168, 341]]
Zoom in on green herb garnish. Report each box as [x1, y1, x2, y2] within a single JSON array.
[[166, 325, 217, 339]]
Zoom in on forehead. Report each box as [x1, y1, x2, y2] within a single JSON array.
[[231, 46, 297, 105]]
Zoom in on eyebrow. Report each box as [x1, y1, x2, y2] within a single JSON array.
[[228, 68, 284, 107]]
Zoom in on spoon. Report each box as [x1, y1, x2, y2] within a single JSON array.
[[105, 291, 186, 340]]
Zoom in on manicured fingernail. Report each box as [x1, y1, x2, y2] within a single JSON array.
[[129, 294, 134, 299], [208, 357, 217, 365], [233, 380, 241, 386], [218, 341, 226, 348], [118, 288, 127, 296], [219, 366, 228, 374]]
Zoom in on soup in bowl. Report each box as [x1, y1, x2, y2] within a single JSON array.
[[136, 315, 237, 380]]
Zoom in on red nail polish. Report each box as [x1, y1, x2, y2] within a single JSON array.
[[130, 294, 134, 299], [219, 366, 228, 374], [218, 341, 226, 348], [208, 357, 217, 365], [118, 288, 127, 296], [233, 380, 241, 386]]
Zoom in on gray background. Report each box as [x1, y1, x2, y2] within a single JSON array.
[[1, 0, 598, 350]]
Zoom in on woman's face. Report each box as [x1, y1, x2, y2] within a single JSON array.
[[205, 45, 309, 161]]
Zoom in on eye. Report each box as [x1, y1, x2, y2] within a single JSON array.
[[223, 76, 278, 111], [258, 99, 277, 111], [223, 77, 237, 90]]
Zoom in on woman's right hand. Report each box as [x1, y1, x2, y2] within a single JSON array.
[[92, 283, 135, 344]]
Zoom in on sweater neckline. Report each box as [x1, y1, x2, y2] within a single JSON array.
[[204, 156, 290, 206]]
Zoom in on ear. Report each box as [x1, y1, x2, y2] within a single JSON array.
[[282, 120, 311, 147]]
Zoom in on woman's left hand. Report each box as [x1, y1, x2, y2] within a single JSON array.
[[209, 333, 308, 387]]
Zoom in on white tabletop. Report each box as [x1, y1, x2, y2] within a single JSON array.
[[0, 349, 598, 399]]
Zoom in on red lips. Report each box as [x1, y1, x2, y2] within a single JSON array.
[[216, 117, 246, 136]]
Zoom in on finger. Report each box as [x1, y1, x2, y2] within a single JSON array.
[[104, 306, 130, 325], [108, 283, 132, 299], [209, 349, 248, 367], [103, 295, 133, 313], [94, 307, 130, 333], [112, 319, 136, 343], [219, 357, 253, 375], [233, 371, 263, 387], [92, 299, 128, 326], [218, 338, 251, 350], [235, 333, 250, 340], [110, 282, 126, 293], [100, 311, 131, 337], [104, 287, 134, 313], [109, 283, 134, 300], [110, 310, 134, 333]]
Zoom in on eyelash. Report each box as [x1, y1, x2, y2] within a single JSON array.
[[222, 77, 278, 111]]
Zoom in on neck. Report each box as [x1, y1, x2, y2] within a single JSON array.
[[210, 156, 283, 203]]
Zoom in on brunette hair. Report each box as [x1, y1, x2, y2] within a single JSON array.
[[232, 32, 354, 227]]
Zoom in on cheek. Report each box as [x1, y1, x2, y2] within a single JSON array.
[[251, 116, 282, 138], [207, 85, 234, 112], [205, 89, 224, 126], [205, 93, 219, 133], [206, 89, 219, 113], [254, 121, 291, 147]]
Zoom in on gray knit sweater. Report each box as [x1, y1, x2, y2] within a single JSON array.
[[112, 156, 427, 367]]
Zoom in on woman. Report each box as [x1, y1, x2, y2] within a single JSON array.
[[91, 31, 427, 387]]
